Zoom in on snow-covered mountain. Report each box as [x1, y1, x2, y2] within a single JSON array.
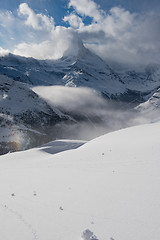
[[0, 74, 70, 154], [0, 44, 160, 101], [0, 44, 125, 97], [117, 63, 160, 102], [136, 87, 160, 123], [0, 43, 160, 154], [0, 121, 160, 240]]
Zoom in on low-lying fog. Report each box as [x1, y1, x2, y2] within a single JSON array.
[[33, 86, 156, 140]]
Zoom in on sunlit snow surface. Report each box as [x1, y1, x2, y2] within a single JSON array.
[[0, 122, 160, 240]]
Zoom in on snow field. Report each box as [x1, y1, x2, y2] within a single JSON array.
[[0, 122, 160, 240]]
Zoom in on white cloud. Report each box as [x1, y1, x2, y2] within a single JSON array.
[[0, 1, 160, 65], [73, 6, 160, 65], [0, 6, 54, 49], [0, 10, 14, 26], [14, 27, 81, 59], [0, 47, 9, 56], [68, 0, 105, 22], [33, 85, 141, 140], [0, 10, 20, 48], [33, 86, 105, 114], [18, 3, 54, 31], [63, 13, 84, 29]]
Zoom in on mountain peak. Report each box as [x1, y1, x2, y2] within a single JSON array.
[[62, 38, 87, 59]]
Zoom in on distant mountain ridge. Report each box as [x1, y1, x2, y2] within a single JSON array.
[[0, 44, 160, 154], [0, 44, 160, 102]]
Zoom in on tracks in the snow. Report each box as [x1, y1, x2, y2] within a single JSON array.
[[0, 203, 39, 240]]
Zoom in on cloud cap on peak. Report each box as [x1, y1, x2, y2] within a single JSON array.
[[0, 0, 159, 65]]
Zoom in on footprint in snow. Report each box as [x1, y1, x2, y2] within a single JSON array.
[[33, 191, 37, 196], [81, 229, 99, 240]]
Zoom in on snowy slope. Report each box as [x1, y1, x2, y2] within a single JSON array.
[[0, 74, 61, 115], [136, 87, 160, 122], [0, 74, 70, 154], [0, 122, 160, 240]]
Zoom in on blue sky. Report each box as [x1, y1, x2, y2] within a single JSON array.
[[0, 0, 159, 25], [0, 0, 160, 64]]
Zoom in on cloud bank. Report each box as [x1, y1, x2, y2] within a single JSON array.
[[0, 1, 160, 65], [33, 86, 149, 140]]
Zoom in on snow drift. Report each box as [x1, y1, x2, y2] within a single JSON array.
[[0, 121, 160, 240]]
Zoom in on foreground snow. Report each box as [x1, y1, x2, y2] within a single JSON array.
[[0, 122, 160, 240]]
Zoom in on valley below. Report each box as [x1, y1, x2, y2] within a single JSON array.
[[0, 45, 160, 154]]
